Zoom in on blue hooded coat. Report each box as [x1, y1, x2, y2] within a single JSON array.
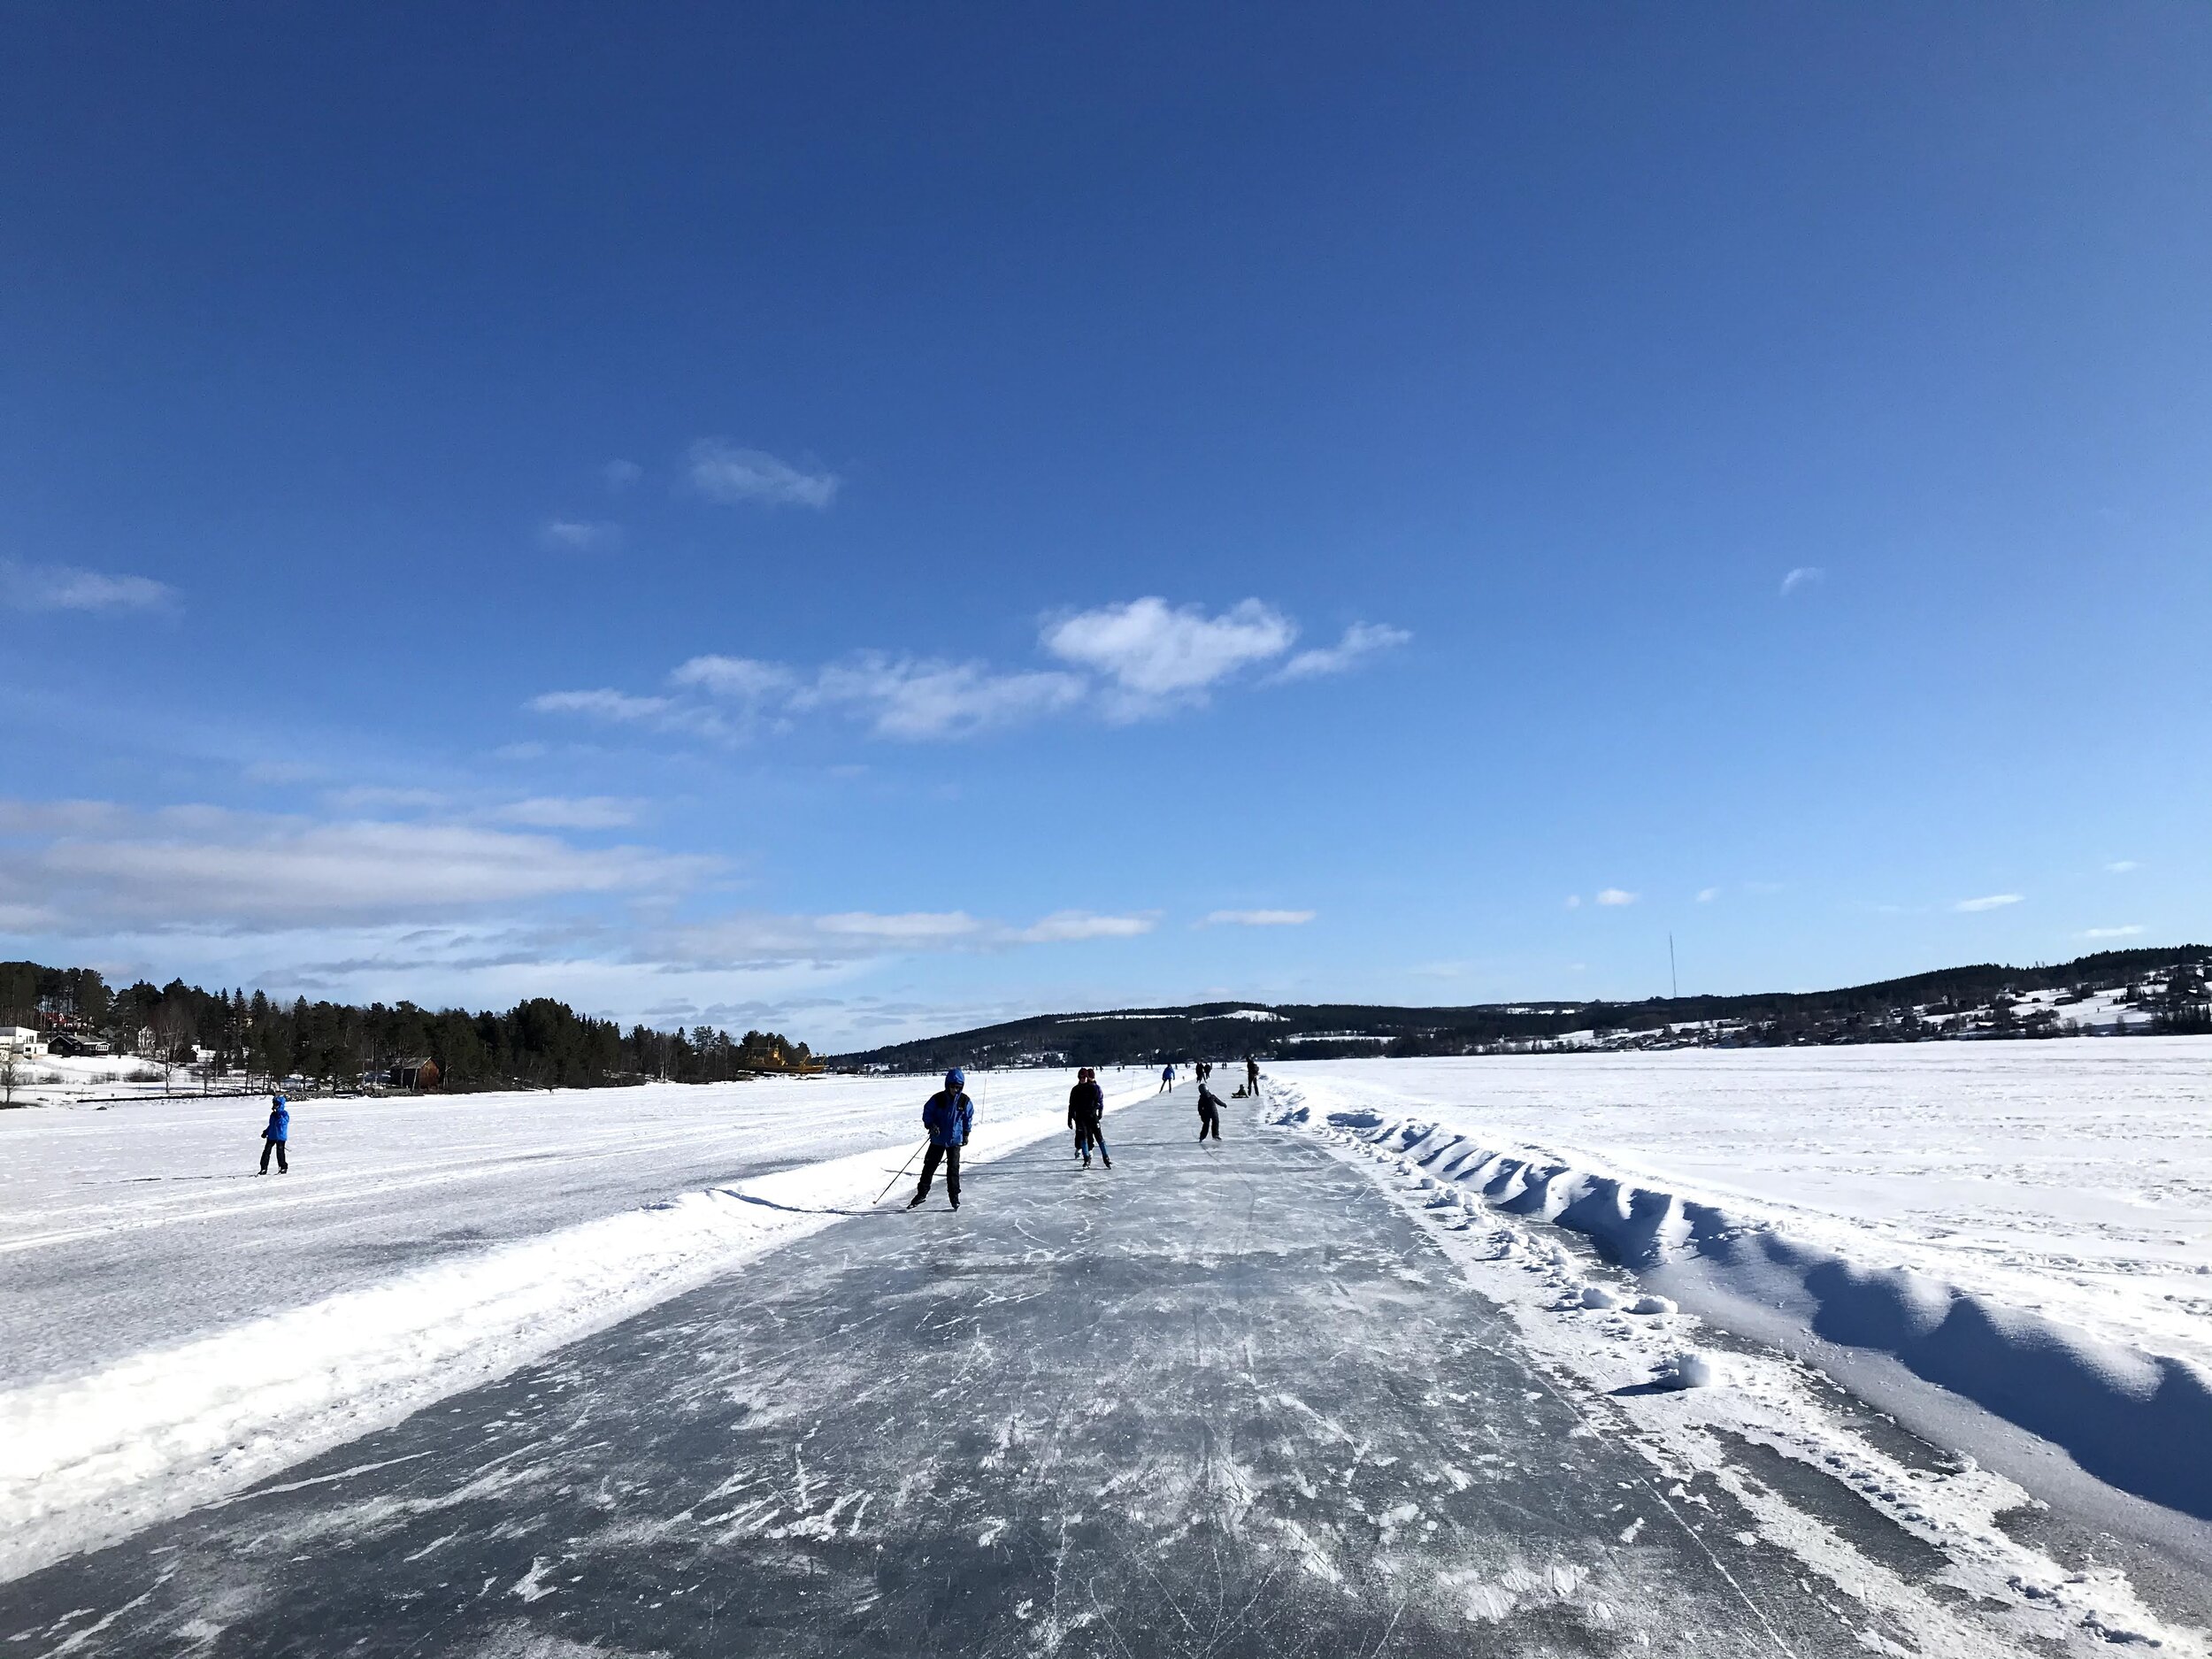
[[921, 1088, 972, 1148], [265, 1102, 290, 1143]]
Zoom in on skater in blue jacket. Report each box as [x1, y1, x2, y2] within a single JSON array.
[[908, 1069, 973, 1210], [257, 1094, 290, 1174]]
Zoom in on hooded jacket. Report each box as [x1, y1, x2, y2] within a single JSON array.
[[922, 1088, 973, 1148], [265, 1102, 290, 1143]]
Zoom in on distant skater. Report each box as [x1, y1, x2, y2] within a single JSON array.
[[909, 1068, 973, 1211], [1196, 1080, 1225, 1143], [257, 1093, 290, 1174], [1068, 1067, 1111, 1169], [1159, 1064, 1176, 1094], [1244, 1056, 1261, 1096]]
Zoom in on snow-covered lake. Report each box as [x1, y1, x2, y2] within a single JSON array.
[[9, 1041, 2212, 1585], [1276, 1040, 2212, 1372]]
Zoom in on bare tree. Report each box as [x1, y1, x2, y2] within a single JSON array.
[[0, 1048, 19, 1109]]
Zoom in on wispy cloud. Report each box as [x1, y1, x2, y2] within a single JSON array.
[[1, 559, 175, 614], [2105, 860, 2139, 874], [1695, 887, 1720, 903], [523, 689, 729, 741], [527, 688, 676, 724], [1019, 910, 1157, 942], [532, 596, 1402, 746], [1952, 893, 2024, 913], [2082, 925, 2144, 939], [1779, 566, 1824, 596], [671, 655, 798, 701], [799, 656, 1087, 740], [650, 905, 1156, 969], [1595, 887, 1638, 907], [541, 518, 623, 552], [1273, 622, 1410, 682], [492, 796, 640, 830], [1563, 895, 1581, 910], [1202, 909, 1315, 927], [603, 459, 642, 491], [687, 440, 840, 510], [322, 787, 450, 814], [0, 799, 710, 932]]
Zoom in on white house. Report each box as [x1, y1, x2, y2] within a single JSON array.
[[0, 1026, 46, 1057]]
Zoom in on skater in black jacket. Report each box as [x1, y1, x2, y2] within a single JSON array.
[[1195, 1080, 1225, 1143], [1067, 1068, 1111, 1169]]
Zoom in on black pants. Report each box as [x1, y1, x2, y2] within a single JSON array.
[[1073, 1117, 1108, 1161], [1197, 1107, 1221, 1141], [259, 1136, 288, 1172], [914, 1141, 960, 1204]]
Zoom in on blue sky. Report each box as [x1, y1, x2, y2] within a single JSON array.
[[3, 3, 2207, 1046]]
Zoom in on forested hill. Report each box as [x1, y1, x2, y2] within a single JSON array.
[[0, 961, 814, 1091], [832, 945, 2212, 1072]]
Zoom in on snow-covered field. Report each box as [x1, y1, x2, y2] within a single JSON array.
[[1271, 1041, 2212, 1522], [0, 1067, 1154, 1581]]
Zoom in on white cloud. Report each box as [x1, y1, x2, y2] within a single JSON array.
[[1779, 566, 1825, 596], [1563, 895, 1582, 910], [2082, 925, 2144, 939], [687, 440, 840, 509], [541, 518, 623, 552], [322, 787, 450, 813], [1018, 910, 1157, 942], [1041, 597, 1296, 717], [1, 559, 175, 613], [527, 688, 678, 723], [603, 459, 643, 491], [534, 595, 1386, 747], [1596, 887, 1638, 906], [799, 655, 1086, 740], [650, 904, 1153, 969], [1202, 909, 1315, 926], [1952, 893, 2024, 913], [2106, 860, 2139, 873], [493, 796, 640, 830], [0, 802, 710, 931], [1273, 622, 1410, 682], [670, 654, 798, 701], [1696, 887, 1720, 902]]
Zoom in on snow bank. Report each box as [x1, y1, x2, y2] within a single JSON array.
[[1275, 1067, 2212, 1522], [0, 1073, 1148, 1583]]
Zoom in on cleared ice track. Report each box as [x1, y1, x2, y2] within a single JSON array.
[[0, 1087, 2141, 1657]]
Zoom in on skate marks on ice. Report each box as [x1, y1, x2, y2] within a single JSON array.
[[1271, 1079, 2210, 1655], [0, 1092, 2052, 1656]]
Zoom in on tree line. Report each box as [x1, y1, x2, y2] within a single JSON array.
[[0, 960, 813, 1092]]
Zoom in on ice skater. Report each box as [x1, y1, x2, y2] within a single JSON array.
[[908, 1068, 973, 1210], [1196, 1079, 1225, 1143], [1244, 1056, 1261, 1096], [257, 1092, 290, 1174], [1159, 1063, 1176, 1093], [1068, 1067, 1110, 1169]]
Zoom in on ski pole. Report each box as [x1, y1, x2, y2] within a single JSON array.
[[875, 1138, 929, 1205]]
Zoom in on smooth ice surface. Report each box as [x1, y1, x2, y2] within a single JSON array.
[[0, 1089, 2072, 1658], [1279, 1040, 2212, 1370], [0, 1068, 1155, 1578], [1, 1068, 1156, 1386]]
